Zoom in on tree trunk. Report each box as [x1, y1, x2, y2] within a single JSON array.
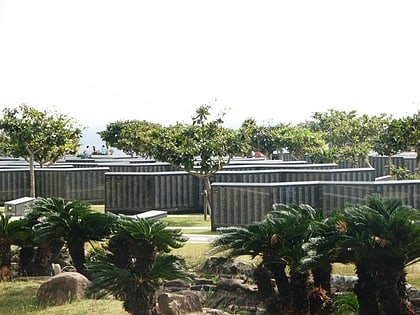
[[0, 238, 12, 267], [312, 263, 332, 295], [203, 176, 212, 221], [254, 264, 275, 300], [68, 239, 88, 278], [387, 155, 393, 176], [354, 263, 380, 315], [376, 260, 414, 315], [29, 154, 36, 197], [289, 270, 310, 315], [266, 261, 290, 309], [0, 238, 12, 280]]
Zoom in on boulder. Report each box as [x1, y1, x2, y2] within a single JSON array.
[[37, 272, 90, 306], [158, 291, 202, 315], [197, 257, 254, 279]]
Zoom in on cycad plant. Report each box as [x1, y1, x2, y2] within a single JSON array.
[[353, 194, 420, 315], [31, 197, 116, 278], [306, 194, 420, 315], [18, 202, 63, 276], [86, 215, 190, 315], [211, 203, 322, 315], [0, 213, 29, 280]]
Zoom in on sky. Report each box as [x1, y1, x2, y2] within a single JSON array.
[[1, 0, 420, 140]]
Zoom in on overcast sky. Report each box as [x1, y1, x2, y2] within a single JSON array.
[[1, 0, 419, 131]]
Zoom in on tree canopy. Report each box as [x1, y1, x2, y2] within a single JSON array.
[[98, 120, 162, 158], [0, 104, 83, 197]]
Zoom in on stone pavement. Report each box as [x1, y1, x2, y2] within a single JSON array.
[[166, 226, 219, 243]]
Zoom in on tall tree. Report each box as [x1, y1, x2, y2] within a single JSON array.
[[0, 104, 83, 197]]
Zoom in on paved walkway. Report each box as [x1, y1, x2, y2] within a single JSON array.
[[183, 233, 219, 243], [167, 226, 218, 243]]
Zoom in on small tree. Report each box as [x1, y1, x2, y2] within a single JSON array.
[[0, 104, 83, 197], [278, 125, 327, 161], [305, 109, 391, 167], [148, 105, 243, 220], [86, 216, 189, 315], [98, 120, 162, 158], [0, 213, 29, 280], [32, 197, 116, 279], [238, 118, 280, 159]]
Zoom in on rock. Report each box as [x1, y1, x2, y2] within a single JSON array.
[[158, 291, 202, 315], [37, 272, 90, 306], [163, 279, 191, 292], [216, 278, 256, 293], [51, 263, 61, 275], [331, 275, 358, 292], [197, 257, 254, 279]]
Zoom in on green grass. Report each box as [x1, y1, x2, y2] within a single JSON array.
[[0, 279, 129, 315], [161, 214, 211, 228], [173, 242, 213, 270]]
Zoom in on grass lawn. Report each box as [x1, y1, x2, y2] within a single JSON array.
[[0, 279, 129, 315]]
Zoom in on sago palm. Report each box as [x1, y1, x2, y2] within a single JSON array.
[[0, 213, 29, 280], [301, 209, 379, 315], [350, 194, 420, 315], [32, 197, 116, 278], [18, 202, 64, 276], [212, 203, 321, 315], [211, 220, 290, 312], [269, 203, 321, 315], [86, 215, 189, 315], [311, 194, 420, 315]]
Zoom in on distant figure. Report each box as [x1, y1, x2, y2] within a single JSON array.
[[100, 145, 108, 155], [83, 145, 93, 158], [92, 145, 97, 155]]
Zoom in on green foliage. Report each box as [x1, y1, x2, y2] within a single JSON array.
[[32, 197, 116, 246], [238, 118, 281, 159], [0, 104, 83, 197], [0, 213, 30, 270], [212, 203, 322, 314], [277, 125, 327, 160], [150, 104, 239, 176], [29, 197, 116, 277], [332, 292, 359, 315], [98, 120, 163, 158], [304, 109, 391, 167], [306, 194, 420, 314], [0, 213, 30, 242], [87, 216, 189, 315], [373, 111, 420, 174], [0, 104, 82, 165]]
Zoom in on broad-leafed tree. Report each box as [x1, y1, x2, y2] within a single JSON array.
[[98, 120, 163, 158], [148, 104, 244, 219], [0, 104, 82, 197]]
